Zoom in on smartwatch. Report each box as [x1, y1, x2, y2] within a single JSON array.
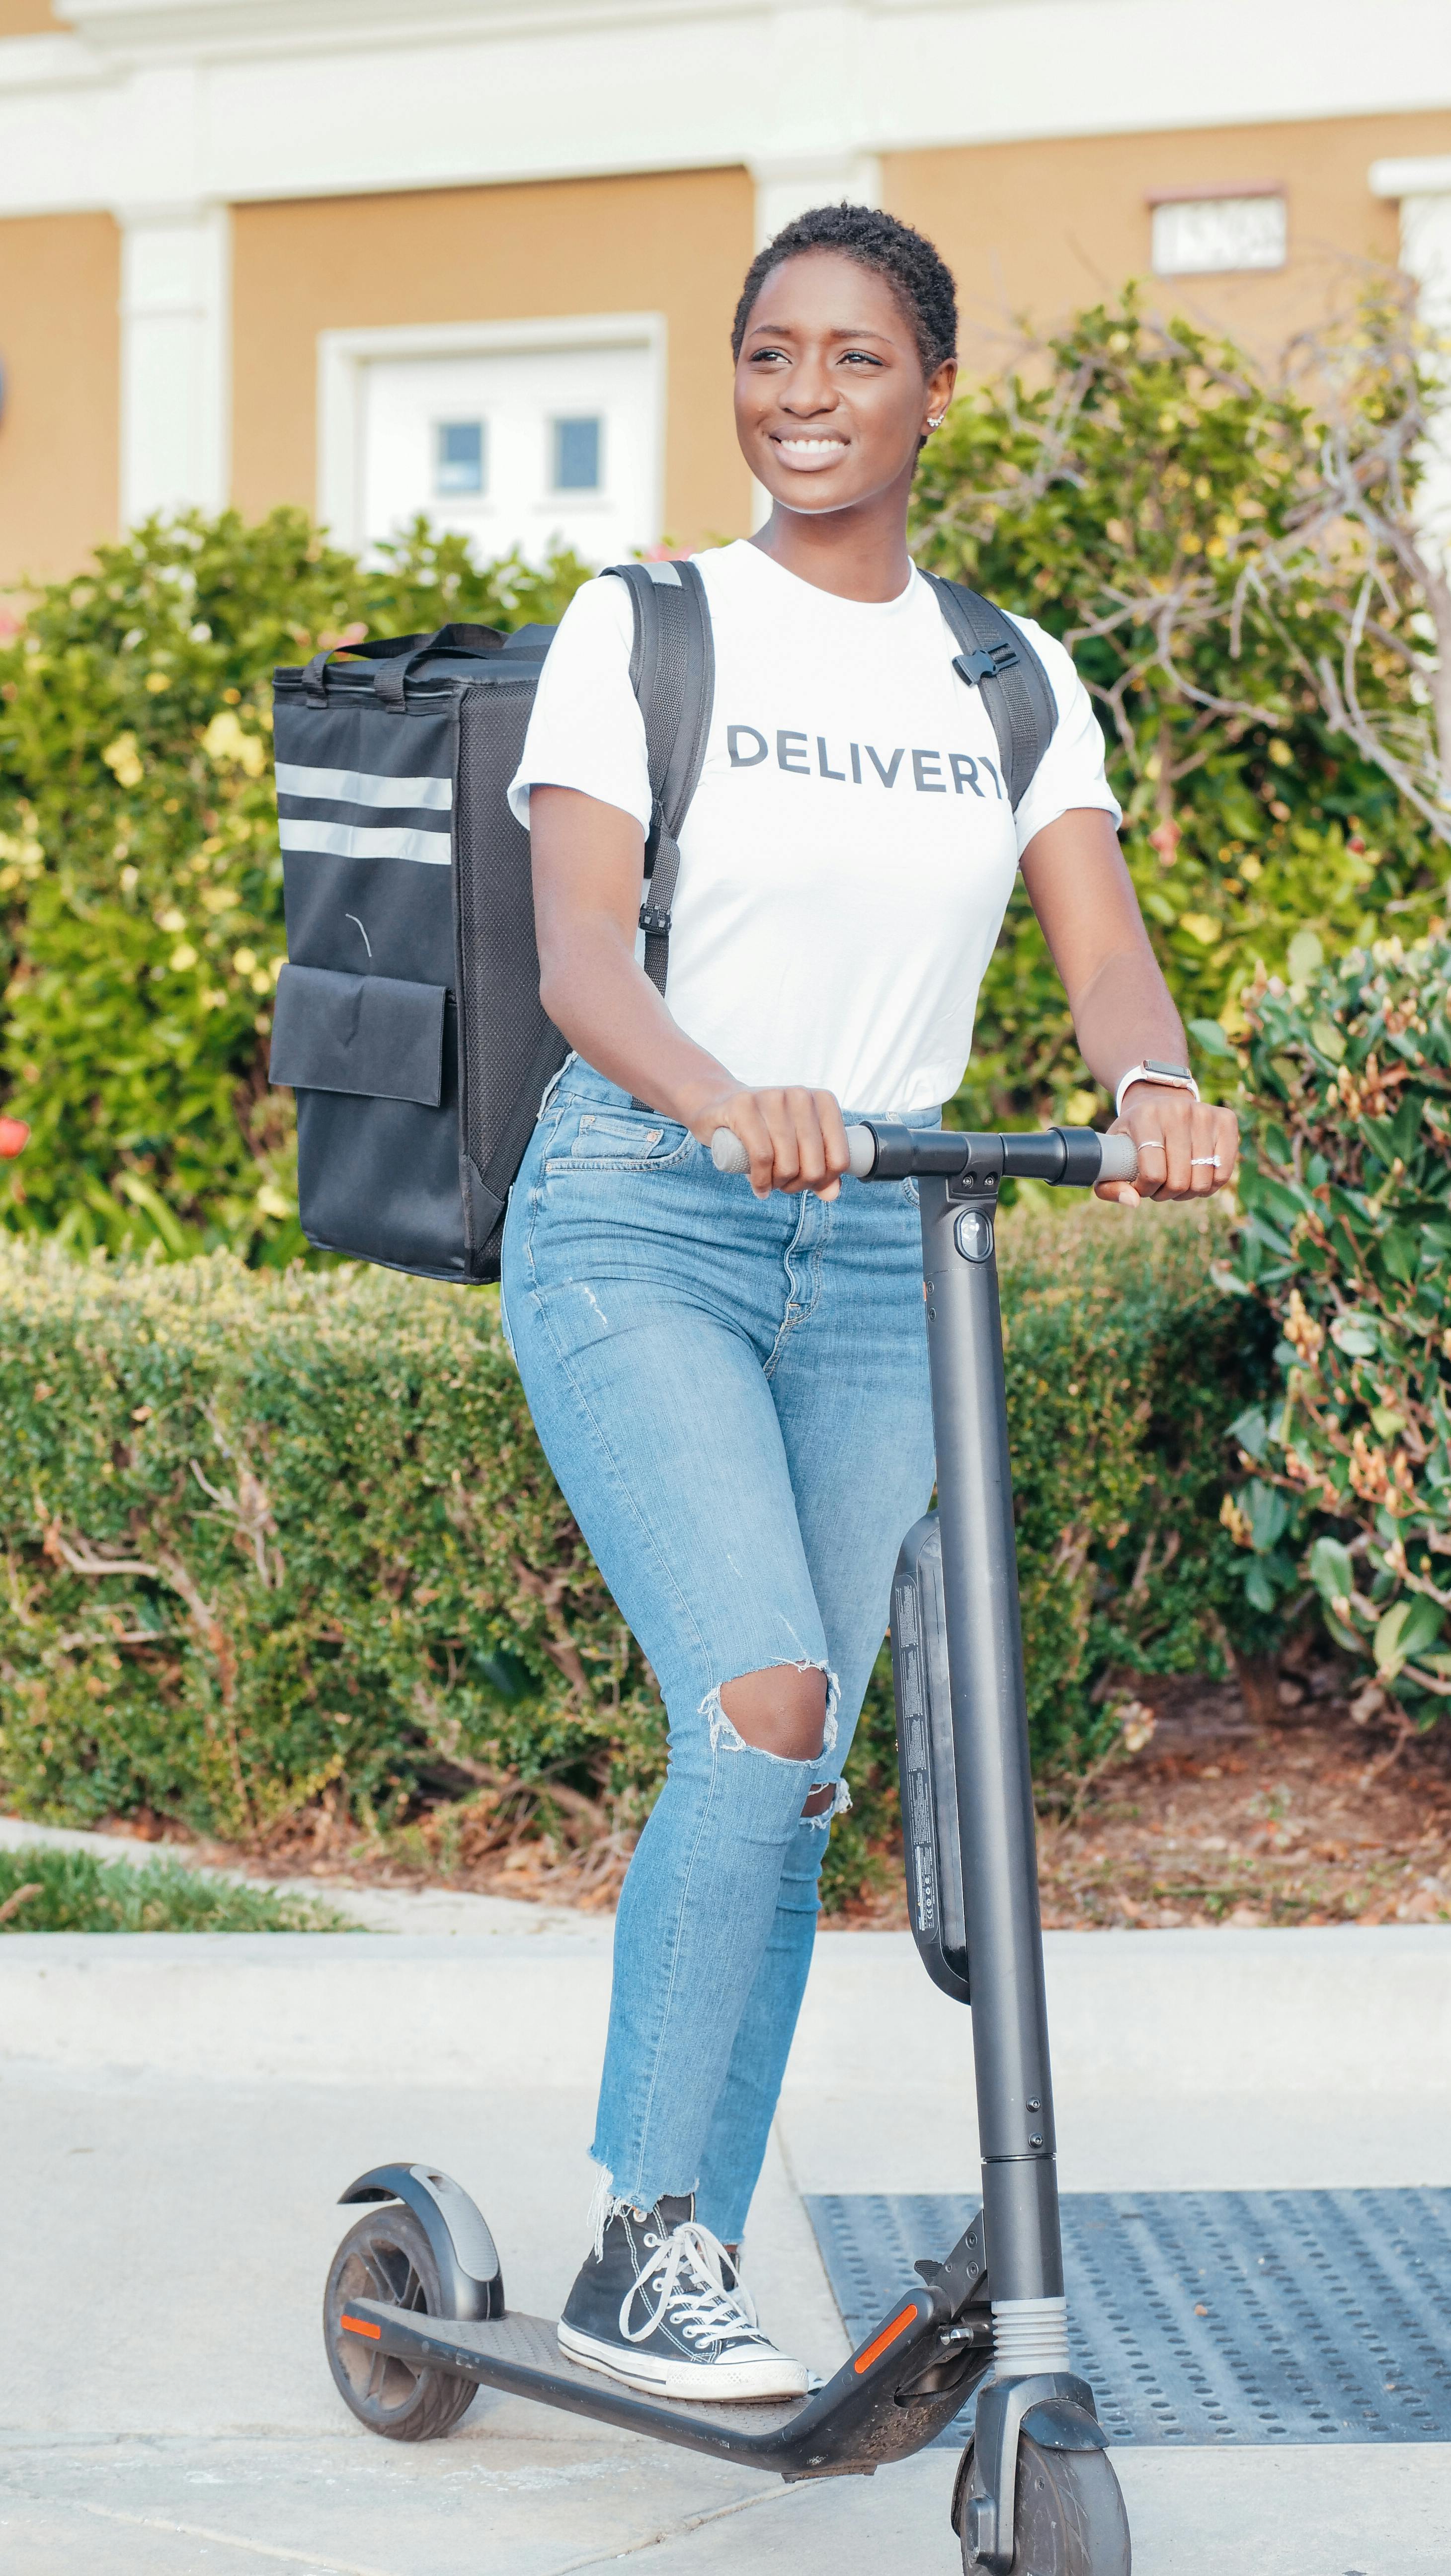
[[1115, 1058, 1200, 1120]]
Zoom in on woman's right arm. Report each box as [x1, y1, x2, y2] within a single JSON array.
[[529, 782, 849, 1201]]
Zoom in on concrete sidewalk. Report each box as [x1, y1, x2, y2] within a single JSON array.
[[4, 1907, 1450, 2572]]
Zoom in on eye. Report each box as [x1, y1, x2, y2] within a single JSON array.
[[748, 345, 789, 365], [839, 349, 884, 368]]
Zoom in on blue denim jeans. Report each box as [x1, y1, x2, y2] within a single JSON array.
[[500, 1061, 937, 2243]]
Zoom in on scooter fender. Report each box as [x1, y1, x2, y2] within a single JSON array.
[[954, 2372, 1103, 2572], [339, 2162, 505, 2321], [1019, 2393, 1111, 2451]]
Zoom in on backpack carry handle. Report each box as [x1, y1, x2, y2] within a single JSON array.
[[373, 624, 506, 713], [300, 624, 505, 710]]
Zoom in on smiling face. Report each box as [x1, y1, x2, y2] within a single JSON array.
[[733, 248, 956, 524]]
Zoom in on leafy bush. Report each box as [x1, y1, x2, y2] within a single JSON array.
[[0, 1842, 353, 1932], [1225, 925, 1451, 1715], [0, 514, 592, 1263], [0, 1211, 1258, 1900], [912, 292, 1448, 1127]]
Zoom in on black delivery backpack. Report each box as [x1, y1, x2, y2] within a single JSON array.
[[267, 563, 1054, 1285]]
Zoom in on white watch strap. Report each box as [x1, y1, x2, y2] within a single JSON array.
[[1115, 1064, 1201, 1120]]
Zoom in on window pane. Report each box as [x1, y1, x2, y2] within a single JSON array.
[[435, 419, 485, 494], [552, 416, 602, 491], [1151, 196, 1287, 277]]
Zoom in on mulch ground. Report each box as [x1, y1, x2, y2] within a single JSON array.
[[832, 1667, 1451, 1932], [96, 1668, 1451, 1933]]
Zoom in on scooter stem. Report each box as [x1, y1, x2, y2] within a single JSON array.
[[920, 1166, 1063, 2308]]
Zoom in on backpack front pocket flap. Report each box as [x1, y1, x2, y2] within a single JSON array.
[[269, 964, 447, 1108]]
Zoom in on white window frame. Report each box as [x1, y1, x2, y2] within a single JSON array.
[[317, 311, 667, 554]]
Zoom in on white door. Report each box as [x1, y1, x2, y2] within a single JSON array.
[[357, 333, 662, 568]]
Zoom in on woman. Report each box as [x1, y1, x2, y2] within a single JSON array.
[[502, 203, 1237, 2402]]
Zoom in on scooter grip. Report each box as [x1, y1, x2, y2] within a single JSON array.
[[1097, 1132, 1140, 1184], [710, 1126, 877, 1178]]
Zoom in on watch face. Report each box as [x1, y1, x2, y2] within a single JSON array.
[[1144, 1059, 1192, 1078]]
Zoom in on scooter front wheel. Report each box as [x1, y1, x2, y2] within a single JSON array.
[[955, 2434, 1130, 2576], [324, 2204, 478, 2442]]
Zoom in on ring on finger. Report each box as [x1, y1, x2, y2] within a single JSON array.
[[1189, 1155, 1218, 1168]]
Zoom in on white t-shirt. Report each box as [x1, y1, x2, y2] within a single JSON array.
[[508, 540, 1119, 1115]]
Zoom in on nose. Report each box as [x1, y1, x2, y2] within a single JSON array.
[[780, 369, 838, 417]]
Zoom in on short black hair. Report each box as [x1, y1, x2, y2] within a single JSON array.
[[730, 203, 958, 376]]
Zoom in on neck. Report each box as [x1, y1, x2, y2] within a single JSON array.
[[749, 471, 916, 603]]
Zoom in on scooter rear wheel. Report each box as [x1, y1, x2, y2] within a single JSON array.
[[955, 2433, 1130, 2576], [324, 2204, 478, 2442]]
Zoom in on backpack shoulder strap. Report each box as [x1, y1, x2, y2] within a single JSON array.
[[604, 560, 715, 994], [919, 571, 1057, 814]]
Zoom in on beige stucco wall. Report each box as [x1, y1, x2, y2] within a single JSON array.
[[231, 166, 757, 553], [885, 110, 1451, 373], [0, 210, 119, 594]]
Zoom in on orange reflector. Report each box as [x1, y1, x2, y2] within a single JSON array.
[[340, 2313, 381, 2340], [853, 2302, 919, 2375]]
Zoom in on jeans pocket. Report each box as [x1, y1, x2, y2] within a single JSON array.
[[545, 1106, 694, 1176]]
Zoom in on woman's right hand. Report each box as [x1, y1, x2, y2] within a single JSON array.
[[685, 1085, 851, 1202]]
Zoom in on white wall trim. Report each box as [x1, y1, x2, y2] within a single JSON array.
[[118, 199, 231, 526], [750, 152, 883, 250], [1, 4, 1450, 222], [1368, 157, 1451, 573], [317, 310, 668, 551], [1370, 156, 1451, 198]]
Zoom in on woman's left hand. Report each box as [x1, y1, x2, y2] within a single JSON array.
[[1096, 1088, 1239, 1206]]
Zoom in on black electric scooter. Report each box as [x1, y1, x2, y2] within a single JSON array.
[[322, 1121, 1139, 2575]]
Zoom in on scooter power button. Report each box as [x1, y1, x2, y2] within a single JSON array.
[[954, 1207, 995, 1263]]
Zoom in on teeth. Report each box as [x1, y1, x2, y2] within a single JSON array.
[[777, 437, 846, 453]]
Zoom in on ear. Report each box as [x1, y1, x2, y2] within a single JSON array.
[[923, 356, 958, 432]]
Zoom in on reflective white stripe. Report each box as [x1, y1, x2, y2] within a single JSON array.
[[278, 818, 452, 866], [275, 762, 453, 811]]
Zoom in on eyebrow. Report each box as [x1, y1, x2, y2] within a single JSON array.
[[744, 322, 897, 343]]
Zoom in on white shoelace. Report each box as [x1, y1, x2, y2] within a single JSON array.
[[620, 2217, 765, 2351]]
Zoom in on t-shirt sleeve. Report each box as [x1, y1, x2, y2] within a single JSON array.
[[1007, 614, 1122, 857], [506, 572, 650, 833]]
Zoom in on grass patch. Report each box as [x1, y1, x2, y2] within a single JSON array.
[[0, 1844, 359, 1932]]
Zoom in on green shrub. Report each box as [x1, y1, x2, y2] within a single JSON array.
[[0, 514, 592, 1263], [0, 1842, 355, 1932], [0, 1212, 1256, 1900], [1225, 925, 1451, 1715], [912, 292, 1447, 1128]]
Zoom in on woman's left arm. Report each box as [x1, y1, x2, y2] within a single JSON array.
[[1020, 807, 1239, 1206]]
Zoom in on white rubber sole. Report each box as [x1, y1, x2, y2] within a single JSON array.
[[557, 2320, 810, 2402]]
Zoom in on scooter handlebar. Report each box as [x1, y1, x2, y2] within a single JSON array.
[[709, 1126, 877, 1179], [1096, 1132, 1139, 1184], [710, 1123, 1138, 1187]]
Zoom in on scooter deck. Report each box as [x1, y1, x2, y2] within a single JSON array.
[[342, 2294, 983, 2476]]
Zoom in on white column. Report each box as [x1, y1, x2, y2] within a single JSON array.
[[750, 152, 883, 253], [117, 202, 231, 527], [1370, 155, 1451, 575]]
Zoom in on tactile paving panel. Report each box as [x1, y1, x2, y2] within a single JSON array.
[[805, 2189, 1451, 2445]]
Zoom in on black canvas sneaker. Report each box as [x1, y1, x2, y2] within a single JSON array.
[[558, 2193, 810, 2401]]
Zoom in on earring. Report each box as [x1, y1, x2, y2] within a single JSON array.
[[926, 415, 944, 430]]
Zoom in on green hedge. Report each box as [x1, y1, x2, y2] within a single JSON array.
[[1222, 926, 1451, 1715], [0, 514, 592, 1264], [0, 1208, 1263, 1901]]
